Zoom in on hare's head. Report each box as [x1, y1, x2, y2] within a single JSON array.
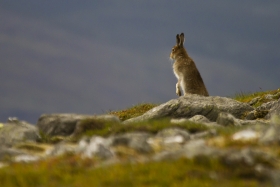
[[170, 33, 186, 60]]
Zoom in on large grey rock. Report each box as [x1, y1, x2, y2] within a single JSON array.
[[124, 95, 253, 124], [37, 114, 120, 137], [0, 120, 40, 147]]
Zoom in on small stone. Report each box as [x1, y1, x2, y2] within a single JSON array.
[[265, 94, 274, 100], [163, 136, 184, 144], [156, 128, 190, 141], [14, 155, 40, 163], [47, 143, 77, 156], [111, 133, 152, 153], [82, 136, 114, 159], [258, 100, 278, 111], [256, 114, 280, 145], [7, 117, 19, 123], [273, 92, 280, 99], [170, 118, 188, 124], [245, 111, 256, 120], [216, 112, 241, 126], [249, 97, 260, 106], [266, 99, 280, 119], [183, 139, 218, 158], [188, 115, 210, 123], [232, 130, 260, 141]]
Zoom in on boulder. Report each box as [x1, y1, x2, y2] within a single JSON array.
[[37, 114, 120, 137], [0, 120, 40, 147], [124, 95, 253, 124]]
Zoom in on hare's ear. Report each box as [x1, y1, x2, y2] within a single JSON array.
[[179, 33, 185, 46], [176, 34, 180, 46]]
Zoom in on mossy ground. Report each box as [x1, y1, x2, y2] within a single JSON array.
[[0, 155, 270, 187]]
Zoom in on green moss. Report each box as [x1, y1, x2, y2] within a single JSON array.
[[38, 131, 51, 143], [38, 131, 65, 144], [216, 126, 246, 136], [109, 103, 157, 121], [0, 155, 271, 187]]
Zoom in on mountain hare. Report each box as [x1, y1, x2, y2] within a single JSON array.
[[170, 33, 209, 96]]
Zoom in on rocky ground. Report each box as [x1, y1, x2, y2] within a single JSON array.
[[1, 89, 280, 186]]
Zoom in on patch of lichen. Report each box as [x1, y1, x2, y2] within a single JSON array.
[[109, 103, 157, 121]]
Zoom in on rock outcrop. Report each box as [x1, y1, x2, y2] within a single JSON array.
[[1, 93, 280, 185], [124, 95, 253, 124], [37, 114, 120, 136], [0, 119, 40, 148]]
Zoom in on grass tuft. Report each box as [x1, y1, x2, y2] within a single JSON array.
[[108, 103, 157, 121], [234, 88, 280, 107]]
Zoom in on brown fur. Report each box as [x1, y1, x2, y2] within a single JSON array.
[[170, 33, 209, 96]]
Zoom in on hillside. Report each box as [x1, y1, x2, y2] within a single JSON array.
[[0, 89, 280, 187]]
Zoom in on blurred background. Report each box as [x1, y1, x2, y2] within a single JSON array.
[[1, 1, 280, 123]]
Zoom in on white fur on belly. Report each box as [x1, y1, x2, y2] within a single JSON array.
[[174, 71, 180, 79]]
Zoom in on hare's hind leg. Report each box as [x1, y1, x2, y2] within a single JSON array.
[[181, 79, 188, 96], [176, 79, 182, 96]]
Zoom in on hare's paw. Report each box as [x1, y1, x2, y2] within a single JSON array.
[[176, 83, 181, 96], [176, 90, 181, 96]]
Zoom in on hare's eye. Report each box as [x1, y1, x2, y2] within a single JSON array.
[[172, 48, 175, 52]]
